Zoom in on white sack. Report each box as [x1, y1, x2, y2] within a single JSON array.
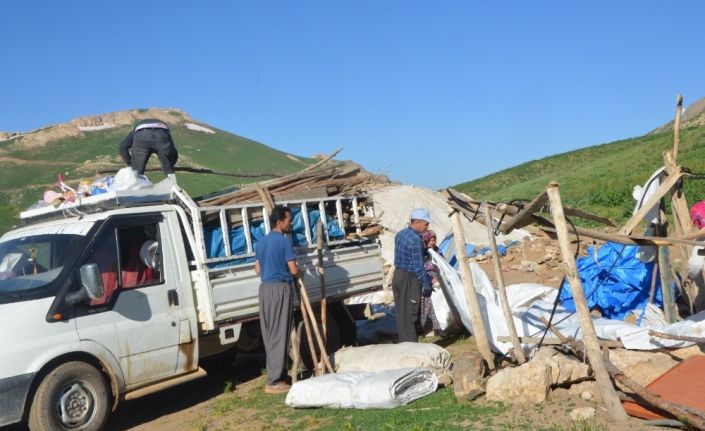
[[285, 368, 438, 409], [110, 167, 153, 191], [332, 342, 451, 375]]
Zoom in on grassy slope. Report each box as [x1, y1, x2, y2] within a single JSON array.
[[0, 122, 313, 233], [455, 125, 705, 224]]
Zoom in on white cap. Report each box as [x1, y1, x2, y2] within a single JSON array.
[[411, 208, 431, 224]]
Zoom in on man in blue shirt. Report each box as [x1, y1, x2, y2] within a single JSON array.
[[255, 206, 299, 394], [393, 208, 432, 342]]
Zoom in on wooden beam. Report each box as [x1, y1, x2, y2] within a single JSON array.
[[619, 169, 683, 235], [498, 191, 548, 234], [673, 94, 683, 161], [450, 210, 496, 370], [496, 336, 623, 349], [482, 202, 526, 364], [547, 182, 628, 422]]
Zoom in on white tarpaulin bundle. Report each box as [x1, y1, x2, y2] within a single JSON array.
[[430, 249, 705, 353], [332, 342, 451, 376], [285, 368, 438, 409]]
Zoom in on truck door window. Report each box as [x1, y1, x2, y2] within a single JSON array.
[[88, 233, 119, 305], [117, 223, 163, 289]]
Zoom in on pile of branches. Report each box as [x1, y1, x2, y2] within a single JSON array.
[[198, 148, 390, 207]]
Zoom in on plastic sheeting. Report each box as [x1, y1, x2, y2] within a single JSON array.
[[285, 367, 438, 409], [559, 242, 666, 321], [430, 249, 705, 352]]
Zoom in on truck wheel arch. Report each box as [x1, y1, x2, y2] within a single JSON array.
[[24, 352, 121, 422]]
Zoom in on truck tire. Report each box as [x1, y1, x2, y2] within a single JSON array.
[[295, 312, 341, 370], [28, 361, 110, 431]]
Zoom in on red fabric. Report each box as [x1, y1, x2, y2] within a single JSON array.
[[691, 200, 705, 229]]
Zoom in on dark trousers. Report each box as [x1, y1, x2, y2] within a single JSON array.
[[392, 269, 421, 343], [258, 281, 293, 385], [131, 129, 178, 175]]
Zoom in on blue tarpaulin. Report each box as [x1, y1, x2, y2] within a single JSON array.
[[559, 242, 671, 320], [437, 233, 510, 269], [204, 208, 345, 267]]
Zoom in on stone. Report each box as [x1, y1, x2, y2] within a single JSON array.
[[569, 407, 596, 421], [521, 260, 540, 273], [437, 373, 453, 387], [451, 353, 486, 400], [532, 347, 590, 386], [608, 349, 677, 387], [485, 361, 551, 404], [670, 344, 705, 360], [580, 391, 593, 401]]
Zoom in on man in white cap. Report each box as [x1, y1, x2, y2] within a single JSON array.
[[392, 208, 432, 342]]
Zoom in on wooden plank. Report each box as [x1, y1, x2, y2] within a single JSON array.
[[498, 191, 548, 234], [673, 94, 683, 161], [658, 245, 678, 323], [496, 336, 623, 348], [450, 211, 495, 370], [547, 182, 628, 422], [619, 169, 683, 235], [482, 202, 526, 364]]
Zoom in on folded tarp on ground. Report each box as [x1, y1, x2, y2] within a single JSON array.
[[332, 342, 451, 376], [285, 367, 438, 409]]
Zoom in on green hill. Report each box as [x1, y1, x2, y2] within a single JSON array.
[[0, 108, 314, 233], [455, 112, 705, 225]]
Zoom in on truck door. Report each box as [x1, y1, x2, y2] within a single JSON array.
[[75, 216, 181, 387]]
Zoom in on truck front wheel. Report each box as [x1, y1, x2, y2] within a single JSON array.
[[28, 361, 110, 431]]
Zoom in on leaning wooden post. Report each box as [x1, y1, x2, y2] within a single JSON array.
[[450, 210, 495, 370], [481, 202, 526, 364], [547, 182, 628, 422], [316, 220, 327, 341], [673, 94, 683, 161]]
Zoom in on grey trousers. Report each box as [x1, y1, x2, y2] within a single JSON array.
[[258, 281, 293, 385], [392, 269, 421, 343]]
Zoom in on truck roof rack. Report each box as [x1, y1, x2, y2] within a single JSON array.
[[20, 186, 176, 225]]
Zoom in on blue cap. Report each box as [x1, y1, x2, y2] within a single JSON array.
[[411, 208, 431, 223]]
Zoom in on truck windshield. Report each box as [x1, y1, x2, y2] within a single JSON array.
[[0, 233, 85, 296]]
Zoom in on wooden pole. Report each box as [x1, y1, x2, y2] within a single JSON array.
[[294, 285, 321, 375], [450, 210, 496, 370], [605, 362, 705, 429], [297, 278, 335, 374], [658, 232, 677, 323], [619, 169, 683, 235], [542, 317, 705, 429], [289, 327, 300, 383], [481, 202, 526, 364], [547, 182, 628, 422], [673, 94, 683, 161], [316, 220, 327, 341]]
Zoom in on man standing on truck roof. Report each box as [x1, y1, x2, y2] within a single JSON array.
[[254, 206, 298, 394], [392, 208, 432, 343], [119, 118, 179, 182]]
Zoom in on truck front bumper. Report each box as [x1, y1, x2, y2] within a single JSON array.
[[0, 372, 34, 426]]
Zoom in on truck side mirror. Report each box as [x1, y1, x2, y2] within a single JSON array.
[[80, 263, 105, 300]]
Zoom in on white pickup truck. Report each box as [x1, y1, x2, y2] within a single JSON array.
[[0, 183, 384, 430]]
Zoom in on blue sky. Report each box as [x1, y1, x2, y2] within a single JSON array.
[[2, 1, 704, 189]]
